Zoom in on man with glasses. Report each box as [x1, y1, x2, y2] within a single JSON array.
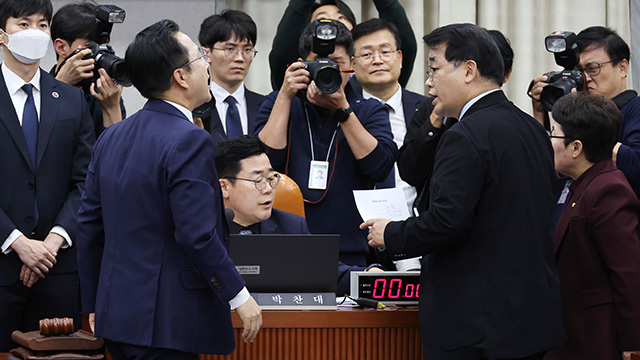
[[351, 19, 427, 214], [215, 135, 379, 295], [76, 19, 261, 360], [529, 26, 640, 197], [256, 20, 396, 268], [198, 10, 264, 145], [363, 23, 565, 360]]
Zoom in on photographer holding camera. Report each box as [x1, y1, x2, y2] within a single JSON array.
[[256, 20, 396, 268], [529, 26, 640, 198], [51, 1, 126, 137]]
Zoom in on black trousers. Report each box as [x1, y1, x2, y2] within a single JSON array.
[[0, 272, 80, 352], [105, 340, 198, 360]]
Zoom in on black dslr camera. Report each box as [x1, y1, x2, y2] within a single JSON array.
[[59, 5, 131, 89], [302, 20, 342, 94], [539, 31, 586, 111]]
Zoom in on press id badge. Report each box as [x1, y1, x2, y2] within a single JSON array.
[[308, 160, 329, 190]]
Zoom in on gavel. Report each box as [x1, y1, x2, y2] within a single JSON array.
[[39, 317, 74, 336]]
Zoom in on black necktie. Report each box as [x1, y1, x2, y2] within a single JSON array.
[[224, 96, 243, 138], [22, 84, 39, 167]]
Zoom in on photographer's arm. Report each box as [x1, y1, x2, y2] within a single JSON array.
[[90, 68, 123, 127], [307, 81, 377, 159], [258, 61, 309, 149]]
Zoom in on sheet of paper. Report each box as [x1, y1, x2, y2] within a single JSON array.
[[353, 188, 411, 222]]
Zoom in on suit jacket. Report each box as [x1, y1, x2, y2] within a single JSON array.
[[204, 88, 265, 146], [0, 68, 94, 285], [384, 90, 565, 359], [77, 99, 244, 355], [399, 87, 427, 128], [546, 160, 640, 360]]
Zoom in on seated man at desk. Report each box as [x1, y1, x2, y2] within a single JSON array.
[[215, 135, 379, 295]]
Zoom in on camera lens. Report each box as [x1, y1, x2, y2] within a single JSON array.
[[541, 77, 577, 111], [313, 66, 342, 94]]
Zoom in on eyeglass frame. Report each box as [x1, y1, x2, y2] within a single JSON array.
[[224, 173, 281, 191], [547, 125, 567, 139], [578, 60, 614, 77], [211, 46, 258, 60], [177, 46, 208, 70], [354, 48, 398, 63]]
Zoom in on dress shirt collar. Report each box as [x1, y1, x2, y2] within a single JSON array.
[[2, 62, 41, 95], [459, 88, 500, 121], [210, 80, 245, 105], [162, 99, 193, 123], [362, 84, 402, 113]]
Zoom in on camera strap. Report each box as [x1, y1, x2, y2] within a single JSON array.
[[304, 103, 337, 191]]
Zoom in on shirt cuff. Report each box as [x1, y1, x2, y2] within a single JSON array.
[[50, 226, 72, 249], [229, 287, 250, 310], [2, 229, 23, 254]]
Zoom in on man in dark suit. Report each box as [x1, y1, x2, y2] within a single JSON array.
[[215, 135, 376, 295], [0, 0, 94, 351], [76, 20, 261, 360], [351, 18, 427, 212], [198, 10, 264, 145], [546, 93, 640, 360], [362, 23, 565, 360]]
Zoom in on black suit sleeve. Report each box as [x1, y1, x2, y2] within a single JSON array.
[[373, 0, 417, 87], [397, 100, 441, 188], [386, 129, 484, 257]]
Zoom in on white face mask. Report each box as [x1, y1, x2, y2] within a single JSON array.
[[1, 28, 51, 64]]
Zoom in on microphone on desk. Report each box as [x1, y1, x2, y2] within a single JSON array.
[[224, 208, 235, 227]]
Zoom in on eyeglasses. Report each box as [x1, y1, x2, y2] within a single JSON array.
[[426, 66, 438, 81], [547, 126, 566, 139], [225, 173, 281, 191], [354, 49, 398, 63], [211, 46, 258, 60], [178, 46, 208, 69], [579, 60, 614, 77]]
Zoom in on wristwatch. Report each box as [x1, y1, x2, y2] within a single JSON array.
[[334, 107, 353, 123]]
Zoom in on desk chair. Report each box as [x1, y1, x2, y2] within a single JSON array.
[[273, 172, 305, 218]]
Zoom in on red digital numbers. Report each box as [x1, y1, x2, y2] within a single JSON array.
[[372, 278, 419, 299]]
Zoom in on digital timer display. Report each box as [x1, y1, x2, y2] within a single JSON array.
[[350, 271, 420, 305]]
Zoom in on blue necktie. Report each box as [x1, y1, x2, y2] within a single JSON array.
[[224, 96, 243, 138], [22, 84, 39, 167]]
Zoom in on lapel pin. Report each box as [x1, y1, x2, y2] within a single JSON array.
[[52, 91, 59, 99], [571, 202, 576, 208]]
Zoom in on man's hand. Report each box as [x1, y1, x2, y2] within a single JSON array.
[[307, 80, 349, 112], [527, 74, 549, 126], [430, 111, 444, 128], [360, 218, 392, 249], [235, 296, 262, 343], [280, 60, 310, 99], [90, 68, 124, 127], [613, 142, 622, 166], [55, 48, 94, 86], [20, 264, 40, 287], [11, 235, 57, 278], [89, 313, 96, 334]]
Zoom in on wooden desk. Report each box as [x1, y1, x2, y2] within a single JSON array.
[[200, 307, 424, 360], [631, 352, 640, 360]]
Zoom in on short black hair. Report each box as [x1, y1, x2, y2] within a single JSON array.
[[423, 23, 504, 86], [0, 0, 52, 30], [308, 0, 356, 28], [125, 19, 190, 99], [215, 135, 268, 181], [551, 92, 621, 163], [351, 18, 401, 50], [299, 19, 354, 58], [576, 26, 630, 65], [487, 29, 513, 82], [198, 9, 257, 49], [50, 2, 96, 59]]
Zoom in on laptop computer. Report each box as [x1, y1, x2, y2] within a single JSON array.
[[229, 234, 340, 293]]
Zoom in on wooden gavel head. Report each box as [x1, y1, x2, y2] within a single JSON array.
[[39, 317, 74, 336]]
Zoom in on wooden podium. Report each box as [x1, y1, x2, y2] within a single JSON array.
[[200, 307, 424, 360]]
